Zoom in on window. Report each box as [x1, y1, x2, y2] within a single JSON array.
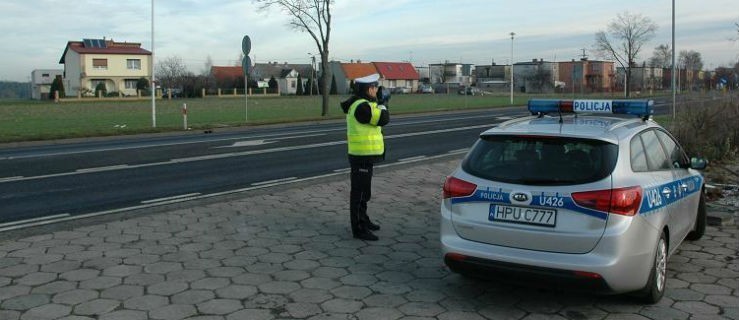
[[92, 59, 108, 70], [127, 59, 141, 70], [291, 80, 296, 88], [630, 136, 649, 172], [42, 73, 50, 77], [462, 135, 618, 185], [125, 79, 138, 89], [655, 130, 688, 168], [640, 130, 671, 170]]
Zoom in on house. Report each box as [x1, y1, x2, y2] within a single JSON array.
[[252, 62, 314, 95], [474, 64, 509, 92], [211, 66, 245, 89], [559, 59, 615, 93], [513, 59, 559, 93], [338, 62, 379, 94], [58, 38, 151, 97], [31, 69, 63, 100], [373, 62, 420, 93], [429, 62, 473, 87]]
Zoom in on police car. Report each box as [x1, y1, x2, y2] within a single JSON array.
[[440, 99, 708, 303]]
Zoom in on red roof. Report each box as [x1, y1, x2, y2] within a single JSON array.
[[211, 66, 243, 81], [341, 63, 378, 80], [372, 62, 419, 80], [59, 40, 151, 63]]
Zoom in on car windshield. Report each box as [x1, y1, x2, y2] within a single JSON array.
[[462, 135, 618, 185]]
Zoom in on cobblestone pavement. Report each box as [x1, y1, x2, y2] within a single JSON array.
[[0, 159, 737, 320]]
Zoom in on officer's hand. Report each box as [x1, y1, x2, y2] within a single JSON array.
[[378, 105, 387, 111]]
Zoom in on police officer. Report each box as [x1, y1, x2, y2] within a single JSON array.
[[340, 73, 389, 241]]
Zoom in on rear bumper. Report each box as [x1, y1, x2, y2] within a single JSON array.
[[444, 253, 612, 293]]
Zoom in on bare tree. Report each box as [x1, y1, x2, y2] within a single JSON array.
[[649, 44, 671, 68], [255, 0, 333, 116], [679, 50, 704, 91], [156, 56, 190, 90], [594, 11, 658, 97]]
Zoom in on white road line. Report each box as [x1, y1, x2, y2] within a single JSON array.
[[447, 148, 469, 154], [252, 177, 297, 186], [399, 156, 427, 162], [0, 151, 467, 233], [76, 164, 129, 173], [333, 168, 350, 173], [1, 124, 490, 184], [0, 213, 71, 228], [141, 193, 201, 204], [0, 176, 24, 183]]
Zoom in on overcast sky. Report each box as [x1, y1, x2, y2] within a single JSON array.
[[1, 0, 737, 82]]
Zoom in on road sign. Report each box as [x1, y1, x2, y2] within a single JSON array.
[[242, 36, 251, 55]]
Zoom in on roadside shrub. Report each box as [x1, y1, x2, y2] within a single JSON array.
[[668, 95, 739, 163]]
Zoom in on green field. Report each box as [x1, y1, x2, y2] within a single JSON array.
[[0, 91, 638, 143]]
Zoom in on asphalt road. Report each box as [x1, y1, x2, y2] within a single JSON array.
[[0, 101, 674, 229], [0, 107, 532, 227]]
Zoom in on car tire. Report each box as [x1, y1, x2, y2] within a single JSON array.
[[686, 190, 706, 241], [638, 232, 667, 304]]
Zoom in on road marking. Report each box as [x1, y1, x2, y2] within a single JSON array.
[[76, 165, 129, 173], [0, 124, 490, 184], [0, 151, 465, 233], [0, 176, 24, 183], [399, 156, 427, 162], [0, 213, 71, 229], [141, 193, 201, 204], [216, 140, 275, 148], [447, 148, 469, 154], [252, 177, 297, 186], [333, 168, 350, 173]]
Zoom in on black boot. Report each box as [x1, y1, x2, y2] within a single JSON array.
[[353, 229, 378, 241], [364, 220, 380, 231]]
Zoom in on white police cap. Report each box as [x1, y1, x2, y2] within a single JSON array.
[[355, 73, 380, 85]]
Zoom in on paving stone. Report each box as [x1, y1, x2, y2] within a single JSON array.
[[102, 265, 141, 277], [197, 299, 243, 315], [301, 278, 341, 290], [60, 269, 99, 281], [215, 285, 258, 299], [166, 269, 206, 282], [16, 272, 57, 287], [72, 299, 120, 316], [0, 310, 20, 320], [258, 281, 301, 294], [672, 301, 721, 315], [124, 273, 165, 286], [0, 264, 39, 277], [97, 309, 147, 320], [148, 281, 189, 296], [321, 299, 364, 313], [150, 304, 198, 320], [79, 276, 121, 290], [52, 289, 98, 305], [101, 285, 144, 300], [20, 303, 71, 320], [231, 273, 272, 286], [40, 260, 82, 273], [355, 307, 404, 320], [191, 277, 230, 290], [330, 286, 372, 300], [225, 308, 273, 320], [123, 295, 169, 310], [145, 262, 183, 274], [171, 290, 215, 305], [1, 294, 50, 311]]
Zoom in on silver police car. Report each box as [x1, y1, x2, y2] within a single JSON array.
[[441, 99, 707, 303]]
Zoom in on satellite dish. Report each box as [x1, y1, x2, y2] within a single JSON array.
[[242, 35, 251, 55]]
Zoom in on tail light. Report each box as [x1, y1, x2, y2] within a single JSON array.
[[443, 176, 477, 199], [572, 186, 642, 216]]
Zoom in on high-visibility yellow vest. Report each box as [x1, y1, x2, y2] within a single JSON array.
[[346, 99, 384, 156]]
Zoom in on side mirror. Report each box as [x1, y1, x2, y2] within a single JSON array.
[[690, 157, 708, 170]]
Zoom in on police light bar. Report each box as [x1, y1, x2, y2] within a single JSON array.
[[528, 99, 653, 119]]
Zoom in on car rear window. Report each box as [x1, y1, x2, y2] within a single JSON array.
[[462, 135, 618, 185]]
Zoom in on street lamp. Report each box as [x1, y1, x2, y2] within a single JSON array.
[[151, 0, 156, 128], [510, 32, 515, 105]]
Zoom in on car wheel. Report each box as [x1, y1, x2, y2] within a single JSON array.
[[638, 232, 667, 303], [686, 190, 706, 241]]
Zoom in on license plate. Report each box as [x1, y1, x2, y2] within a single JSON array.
[[489, 204, 557, 227]]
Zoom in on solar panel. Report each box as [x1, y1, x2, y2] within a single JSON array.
[[82, 39, 107, 48]]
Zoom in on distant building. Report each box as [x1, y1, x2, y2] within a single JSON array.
[[59, 38, 151, 97], [373, 62, 419, 92], [31, 69, 63, 100], [513, 59, 559, 93], [252, 62, 314, 95], [429, 62, 473, 86], [474, 64, 509, 92], [559, 59, 615, 93]]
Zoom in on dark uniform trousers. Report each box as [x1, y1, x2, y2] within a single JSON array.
[[349, 162, 374, 233]]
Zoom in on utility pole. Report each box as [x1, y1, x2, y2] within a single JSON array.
[[510, 32, 515, 105]]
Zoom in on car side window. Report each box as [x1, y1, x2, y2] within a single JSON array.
[[654, 130, 689, 169], [641, 130, 671, 171], [630, 135, 649, 172]]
